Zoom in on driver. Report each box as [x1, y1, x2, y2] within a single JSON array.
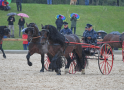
[[82, 24, 97, 45]]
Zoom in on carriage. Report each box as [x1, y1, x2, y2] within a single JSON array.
[[24, 23, 124, 75], [44, 39, 114, 75]]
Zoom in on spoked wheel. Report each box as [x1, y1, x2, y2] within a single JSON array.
[[44, 54, 51, 71], [98, 43, 114, 75], [69, 53, 77, 74]]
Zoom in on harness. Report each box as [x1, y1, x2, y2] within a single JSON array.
[[119, 34, 122, 45]]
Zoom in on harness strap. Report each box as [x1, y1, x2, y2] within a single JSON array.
[[32, 36, 41, 39]]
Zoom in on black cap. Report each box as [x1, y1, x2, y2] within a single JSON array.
[[63, 22, 68, 25], [59, 15, 61, 17], [86, 24, 92, 28]]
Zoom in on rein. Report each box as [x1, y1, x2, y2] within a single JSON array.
[[32, 36, 41, 39]]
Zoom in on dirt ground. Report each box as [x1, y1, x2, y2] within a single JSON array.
[[0, 54, 124, 90]]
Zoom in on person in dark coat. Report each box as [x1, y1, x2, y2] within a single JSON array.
[[18, 16, 25, 37], [60, 22, 72, 35], [16, 0, 22, 11], [70, 14, 77, 34], [7, 15, 15, 38], [84, 24, 97, 45], [55, 15, 63, 31], [81, 27, 88, 43]]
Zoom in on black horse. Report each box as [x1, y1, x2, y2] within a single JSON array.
[[40, 25, 88, 75], [0, 26, 10, 58]]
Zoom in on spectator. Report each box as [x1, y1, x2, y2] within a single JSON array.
[[18, 16, 25, 38], [47, 0, 52, 5], [55, 15, 63, 32], [70, 14, 77, 34], [22, 31, 28, 50], [60, 22, 72, 35], [16, 0, 22, 11], [7, 15, 15, 38], [77, 0, 79, 5], [2, 0, 10, 11], [85, 0, 89, 5]]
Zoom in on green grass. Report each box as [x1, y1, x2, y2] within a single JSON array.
[[0, 3, 124, 50]]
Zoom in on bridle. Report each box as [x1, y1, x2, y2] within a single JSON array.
[[27, 27, 41, 42], [40, 29, 50, 45]]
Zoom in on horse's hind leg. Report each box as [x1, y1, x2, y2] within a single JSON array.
[[26, 52, 32, 66], [40, 54, 44, 72], [0, 44, 6, 58]]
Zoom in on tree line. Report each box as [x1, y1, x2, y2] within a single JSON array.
[[11, 0, 124, 6]]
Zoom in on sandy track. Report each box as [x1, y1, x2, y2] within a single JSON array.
[[0, 54, 124, 90]]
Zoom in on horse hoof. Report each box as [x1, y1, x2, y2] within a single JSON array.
[[28, 62, 32, 66], [40, 69, 44, 72], [57, 73, 61, 75], [3, 55, 6, 59]]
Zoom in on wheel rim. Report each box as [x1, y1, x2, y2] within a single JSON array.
[[69, 53, 77, 74], [98, 44, 114, 75], [44, 54, 51, 71]]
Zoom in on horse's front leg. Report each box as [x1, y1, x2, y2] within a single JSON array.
[[50, 50, 63, 75], [40, 54, 44, 72], [26, 52, 32, 66], [0, 44, 6, 58]]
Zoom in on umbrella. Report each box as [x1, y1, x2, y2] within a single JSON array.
[[7, 12, 17, 16], [7, 0, 11, 4], [17, 13, 29, 18], [55, 14, 66, 21], [110, 31, 121, 35], [70, 13, 80, 20], [0, 0, 11, 5]]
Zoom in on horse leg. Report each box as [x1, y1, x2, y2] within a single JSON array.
[[65, 56, 72, 74], [40, 54, 44, 72], [50, 50, 63, 75], [0, 44, 6, 58], [26, 52, 32, 66]]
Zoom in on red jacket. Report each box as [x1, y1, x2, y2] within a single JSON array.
[[2, 1, 9, 6], [22, 34, 28, 44], [0, 41, 2, 44]]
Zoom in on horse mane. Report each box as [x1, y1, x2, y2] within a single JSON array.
[[42, 25, 65, 46]]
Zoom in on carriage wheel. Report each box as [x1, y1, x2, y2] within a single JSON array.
[[69, 53, 77, 74], [122, 41, 124, 62], [98, 43, 114, 75], [44, 54, 51, 71]]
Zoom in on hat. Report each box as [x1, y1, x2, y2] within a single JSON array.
[[86, 24, 92, 28], [59, 15, 61, 17], [63, 22, 68, 25]]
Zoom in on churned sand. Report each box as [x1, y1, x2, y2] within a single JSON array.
[[0, 54, 124, 90]]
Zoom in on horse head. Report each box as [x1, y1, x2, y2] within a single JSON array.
[[25, 23, 39, 42], [40, 24, 50, 45], [0, 26, 10, 41], [40, 24, 65, 46], [4, 26, 10, 37]]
